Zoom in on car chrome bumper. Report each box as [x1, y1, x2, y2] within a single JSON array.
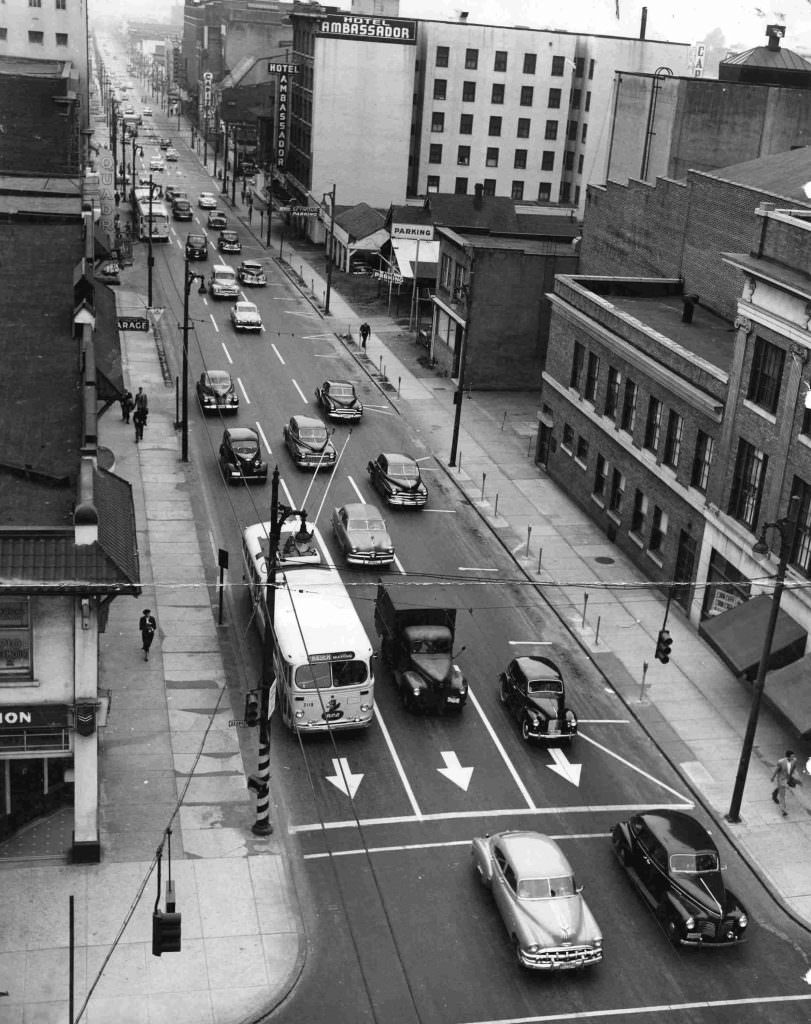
[[387, 493, 427, 506], [520, 945, 602, 970], [345, 552, 394, 565]]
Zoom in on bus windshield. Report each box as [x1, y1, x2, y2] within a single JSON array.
[[294, 659, 368, 689]]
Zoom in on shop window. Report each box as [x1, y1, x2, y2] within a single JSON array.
[[0, 598, 32, 681]]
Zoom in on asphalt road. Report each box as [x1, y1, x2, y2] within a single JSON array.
[[140, 122, 811, 1024]]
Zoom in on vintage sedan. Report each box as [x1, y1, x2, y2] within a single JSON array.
[[184, 233, 208, 261], [207, 210, 227, 230], [218, 427, 267, 485], [498, 656, 578, 745], [237, 260, 267, 286], [217, 230, 241, 254], [197, 191, 218, 209], [96, 260, 120, 285], [149, 156, 164, 172], [196, 370, 239, 414], [231, 301, 263, 332], [142, 106, 153, 117], [165, 147, 179, 162], [283, 415, 337, 470], [367, 453, 428, 508], [471, 831, 603, 971], [158, 137, 171, 150], [315, 380, 363, 423], [611, 810, 749, 947], [331, 503, 394, 567]]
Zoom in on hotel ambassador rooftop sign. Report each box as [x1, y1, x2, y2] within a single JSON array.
[[317, 14, 417, 45]]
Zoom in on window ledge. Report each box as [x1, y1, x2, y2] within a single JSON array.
[[646, 550, 664, 568], [574, 457, 588, 470], [591, 494, 606, 510], [629, 532, 645, 549], [742, 398, 777, 425], [607, 510, 622, 525]]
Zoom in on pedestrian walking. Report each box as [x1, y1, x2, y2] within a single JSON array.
[[114, 191, 120, 208], [120, 389, 134, 423], [133, 405, 146, 442], [360, 322, 371, 349], [139, 608, 157, 661], [134, 387, 149, 419], [771, 749, 801, 816]]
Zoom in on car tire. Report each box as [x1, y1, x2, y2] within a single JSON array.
[[399, 686, 412, 713], [657, 904, 681, 946], [512, 936, 525, 968], [521, 716, 533, 743], [498, 676, 509, 704], [615, 842, 630, 867]]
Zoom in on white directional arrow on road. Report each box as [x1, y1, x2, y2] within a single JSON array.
[[437, 751, 474, 791], [547, 747, 582, 787], [326, 758, 364, 799]]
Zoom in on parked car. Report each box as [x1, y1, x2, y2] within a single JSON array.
[[149, 156, 164, 172], [471, 830, 603, 971], [159, 137, 171, 150], [237, 260, 267, 286], [498, 656, 578, 745], [331, 503, 394, 567], [164, 185, 187, 204], [231, 301, 263, 331], [217, 230, 241, 254], [367, 453, 427, 507], [165, 147, 179, 162], [172, 199, 192, 221], [197, 191, 218, 209], [315, 380, 363, 422], [283, 415, 337, 470], [196, 370, 239, 414], [95, 260, 120, 285], [208, 265, 239, 300], [218, 427, 267, 485], [185, 233, 208, 261], [207, 210, 227, 230], [611, 810, 749, 947]]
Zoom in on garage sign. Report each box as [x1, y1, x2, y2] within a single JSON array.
[[117, 316, 150, 332]]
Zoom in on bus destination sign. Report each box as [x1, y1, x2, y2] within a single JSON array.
[[308, 651, 354, 663]]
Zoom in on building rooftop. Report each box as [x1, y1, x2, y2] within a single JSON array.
[[703, 146, 811, 207]]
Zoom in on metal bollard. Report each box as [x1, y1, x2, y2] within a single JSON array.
[[582, 593, 589, 628], [639, 660, 650, 703], [526, 524, 532, 557], [537, 546, 543, 573], [502, 410, 507, 431], [494, 493, 499, 517], [481, 472, 486, 502], [595, 616, 601, 646], [398, 376, 401, 396]]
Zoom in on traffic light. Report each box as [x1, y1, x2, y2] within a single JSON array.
[[655, 629, 673, 664], [244, 691, 260, 726], [152, 910, 182, 956]]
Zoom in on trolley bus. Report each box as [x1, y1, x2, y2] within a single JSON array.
[[242, 518, 375, 733], [134, 197, 170, 242]]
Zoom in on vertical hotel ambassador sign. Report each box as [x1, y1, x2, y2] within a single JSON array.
[[268, 62, 298, 172], [317, 14, 417, 45]]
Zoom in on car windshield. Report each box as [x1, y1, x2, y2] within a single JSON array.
[[188, 235, 205, 245], [527, 679, 563, 695], [410, 637, 451, 655], [387, 461, 417, 478], [294, 659, 368, 689], [670, 851, 719, 874], [348, 518, 386, 532], [222, 232, 238, 240], [236, 304, 256, 315], [517, 875, 576, 900], [216, 270, 236, 281], [243, 263, 261, 272], [232, 439, 258, 456], [207, 373, 231, 388], [330, 384, 355, 399], [299, 425, 327, 442]]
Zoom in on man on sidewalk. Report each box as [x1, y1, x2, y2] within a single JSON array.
[[360, 322, 370, 349], [139, 608, 157, 661], [771, 750, 801, 816]]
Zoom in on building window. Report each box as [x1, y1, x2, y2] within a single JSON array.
[[431, 112, 445, 132], [691, 430, 714, 493], [562, 423, 574, 451], [489, 116, 502, 136], [551, 54, 565, 76], [568, 119, 578, 141], [440, 253, 452, 288], [429, 144, 443, 163], [29, 0, 42, 6], [594, 454, 608, 499], [433, 79, 447, 100], [520, 86, 534, 106], [604, 366, 620, 418], [523, 53, 537, 74], [494, 50, 507, 72], [631, 490, 648, 537], [575, 185, 581, 205], [649, 506, 668, 554], [511, 180, 524, 200], [538, 182, 551, 202], [55, 32, 68, 44], [575, 56, 585, 77], [517, 117, 530, 138], [564, 150, 575, 171], [790, 476, 811, 576], [486, 147, 499, 167], [483, 179, 496, 196], [609, 469, 625, 514], [620, 379, 637, 433], [0, 27, 7, 38], [584, 352, 600, 403], [578, 153, 585, 173], [663, 411, 683, 470], [426, 175, 440, 193], [491, 83, 505, 104], [514, 149, 527, 169], [559, 181, 571, 202], [728, 439, 768, 530], [541, 150, 555, 171], [576, 435, 589, 464], [455, 177, 468, 195], [28, 30, 44, 42], [747, 336, 785, 414], [436, 46, 449, 67], [571, 88, 582, 109], [643, 397, 662, 453], [457, 145, 470, 165], [0, 597, 32, 680], [581, 123, 588, 143], [570, 341, 585, 390], [460, 113, 473, 134], [548, 88, 562, 109], [462, 81, 476, 102], [589, 58, 595, 79], [56, 0, 66, 7], [465, 48, 479, 69], [544, 120, 558, 140]]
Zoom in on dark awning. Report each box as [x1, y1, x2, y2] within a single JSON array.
[[699, 594, 807, 680], [764, 654, 811, 740]]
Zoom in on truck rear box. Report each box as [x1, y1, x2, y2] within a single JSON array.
[[374, 583, 456, 637]]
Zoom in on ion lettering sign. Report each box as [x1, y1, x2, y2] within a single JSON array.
[[0, 705, 69, 728], [318, 14, 417, 44]]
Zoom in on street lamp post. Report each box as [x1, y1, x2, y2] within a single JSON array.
[[324, 183, 336, 315], [179, 258, 207, 462], [449, 258, 474, 468], [726, 494, 801, 823]]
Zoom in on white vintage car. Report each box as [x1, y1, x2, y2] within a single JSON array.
[[231, 300, 263, 331]]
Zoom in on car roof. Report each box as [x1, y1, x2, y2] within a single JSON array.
[[635, 810, 717, 854], [204, 370, 231, 384], [220, 229, 238, 236], [381, 452, 417, 465], [224, 427, 259, 442], [513, 656, 563, 683], [339, 503, 381, 519], [324, 379, 354, 388], [241, 260, 262, 268], [292, 415, 325, 429], [496, 832, 573, 878], [212, 265, 235, 274], [236, 301, 257, 310]]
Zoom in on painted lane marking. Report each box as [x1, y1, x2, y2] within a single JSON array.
[[303, 831, 610, 860], [347, 474, 365, 503], [209, 313, 219, 333], [373, 704, 422, 819], [547, 746, 581, 787], [280, 478, 295, 507], [466, 686, 536, 810], [393, 554, 406, 575], [255, 421, 272, 455], [326, 757, 363, 799], [578, 731, 692, 802], [237, 378, 249, 404], [437, 751, 474, 792], [508, 640, 553, 645], [221, 341, 233, 364], [459, 567, 498, 572], [271, 343, 285, 365], [291, 378, 307, 403], [422, 509, 457, 513]]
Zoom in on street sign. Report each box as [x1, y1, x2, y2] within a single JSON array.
[[117, 316, 149, 332]]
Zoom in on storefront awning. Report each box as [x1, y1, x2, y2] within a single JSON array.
[[392, 239, 440, 280], [764, 653, 811, 739], [699, 594, 807, 680]]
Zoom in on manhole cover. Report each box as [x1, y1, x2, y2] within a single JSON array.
[[595, 556, 615, 564]]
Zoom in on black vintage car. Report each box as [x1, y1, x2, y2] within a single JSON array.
[[196, 370, 238, 414], [283, 415, 337, 470], [217, 230, 241, 254], [367, 453, 428, 508], [498, 656, 578, 744], [218, 427, 267, 485], [611, 810, 749, 947], [185, 233, 208, 261], [314, 380, 363, 422]]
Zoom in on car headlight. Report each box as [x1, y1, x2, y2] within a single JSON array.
[[684, 916, 695, 931], [592, 937, 602, 948], [738, 914, 748, 928], [525, 944, 541, 954], [360, 703, 372, 713], [412, 688, 420, 697], [294, 710, 304, 719]]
